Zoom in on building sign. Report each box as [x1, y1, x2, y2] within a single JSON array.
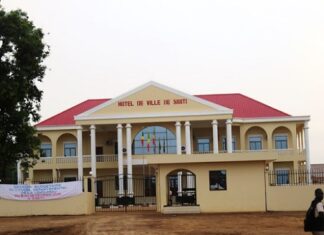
[[0, 181, 82, 201], [118, 98, 188, 107]]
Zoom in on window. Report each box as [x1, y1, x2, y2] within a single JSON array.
[[197, 138, 210, 153], [133, 126, 176, 155], [275, 135, 288, 149], [96, 146, 103, 155], [64, 176, 77, 182], [275, 169, 290, 185], [40, 143, 52, 157], [209, 170, 227, 190], [64, 143, 77, 156], [249, 136, 262, 150], [96, 180, 103, 197], [145, 177, 156, 196], [222, 136, 236, 151]]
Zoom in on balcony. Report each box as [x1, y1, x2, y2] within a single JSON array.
[[134, 149, 306, 165], [34, 155, 118, 170], [33, 149, 305, 170]]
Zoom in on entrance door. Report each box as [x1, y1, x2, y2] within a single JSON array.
[[167, 170, 196, 206]]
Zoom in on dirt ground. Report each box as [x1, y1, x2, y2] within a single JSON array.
[[0, 211, 308, 235]]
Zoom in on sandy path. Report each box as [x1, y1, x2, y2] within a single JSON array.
[[0, 212, 307, 235]]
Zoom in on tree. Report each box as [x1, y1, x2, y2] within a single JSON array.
[[0, 5, 49, 182]]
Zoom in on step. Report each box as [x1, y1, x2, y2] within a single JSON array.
[[162, 205, 201, 214]]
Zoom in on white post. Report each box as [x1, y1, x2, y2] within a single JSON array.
[[117, 124, 124, 196], [185, 121, 192, 155], [177, 171, 182, 196], [90, 125, 96, 178], [126, 123, 133, 197], [212, 120, 219, 154], [77, 126, 83, 180], [301, 130, 305, 150], [16, 160, 22, 184], [226, 119, 233, 153], [298, 131, 303, 152], [176, 121, 182, 155], [304, 121, 311, 183], [187, 172, 193, 196]]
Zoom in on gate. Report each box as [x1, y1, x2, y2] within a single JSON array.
[[95, 175, 157, 212]]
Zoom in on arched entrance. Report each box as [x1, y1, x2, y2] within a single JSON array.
[[167, 169, 196, 206]]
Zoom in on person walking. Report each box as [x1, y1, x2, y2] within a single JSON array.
[[310, 188, 324, 235]]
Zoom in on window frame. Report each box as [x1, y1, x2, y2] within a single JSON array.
[[196, 137, 210, 153], [133, 126, 176, 155], [209, 170, 227, 191], [274, 134, 288, 150], [63, 142, 77, 157], [275, 168, 290, 185], [40, 142, 52, 157], [248, 135, 263, 151]]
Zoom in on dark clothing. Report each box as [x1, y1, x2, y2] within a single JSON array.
[[311, 199, 324, 232]]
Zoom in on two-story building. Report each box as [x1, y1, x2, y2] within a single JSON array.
[[30, 81, 310, 213]]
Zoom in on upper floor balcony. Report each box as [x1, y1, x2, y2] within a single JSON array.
[[33, 149, 306, 170], [34, 118, 309, 171]]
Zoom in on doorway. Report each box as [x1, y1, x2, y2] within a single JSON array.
[[167, 169, 196, 206]]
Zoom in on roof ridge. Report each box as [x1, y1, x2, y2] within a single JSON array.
[[195, 93, 242, 96]]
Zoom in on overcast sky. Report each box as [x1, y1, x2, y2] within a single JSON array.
[[2, 0, 324, 163]]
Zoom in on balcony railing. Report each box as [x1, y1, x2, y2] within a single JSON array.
[[37, 154, 118, 166], [36, 149, 304, 167], [192, 149, 305, 156], [268, 170, 324, 186]]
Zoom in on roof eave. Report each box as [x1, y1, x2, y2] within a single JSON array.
[[36, 125, 79, 131], [233, 115, 310, 123]]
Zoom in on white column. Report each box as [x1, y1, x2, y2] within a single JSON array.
[[90, 125, 96, 178], [304, 121, 311, 183], [17, 160, 22, 184], [187, 172, 193, 196], [117, 124, 124, 196], [175, 121, 182, 155], [177, 171, 182, 196], [212, 120, 219, 154], [126, 124, 133, 197], [185, 121, 192, 155], [298, 132, 303, 151], [226, 119, 233, 153], [77, 126, 83, 180], [302, 131, 305, 150]]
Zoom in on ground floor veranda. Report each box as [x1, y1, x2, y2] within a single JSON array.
[[27, 160, 321, 214]]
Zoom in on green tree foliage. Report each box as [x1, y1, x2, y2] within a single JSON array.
[[0, 5, 49, 181]]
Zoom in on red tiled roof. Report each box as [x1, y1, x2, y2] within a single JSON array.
[[36, 99, 109, 126], [36, 94, 290, 127], [195, 93, 290, 118]]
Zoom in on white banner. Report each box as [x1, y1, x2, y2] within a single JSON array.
[[0, 181, 83, 201]]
